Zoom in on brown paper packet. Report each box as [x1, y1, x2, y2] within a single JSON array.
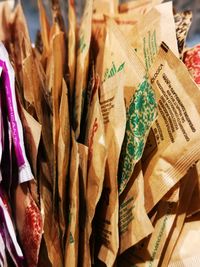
[[37, 0, 50, 67], [93, 0, 118, 15], [102, 16, 156, 105], [92, 12, 141, 67], [21, 46, 53, 224], [119, 162, 154, 255], [68, 0, 76, 110], [78, 59, 97, 144], [82, 73, 107, 266], [174, 11, 192, 58], [48, 30, 67, 255], [129, 168, 195, 267], [11, 4, 32, 74], [14, 98, 43, 267], [0, 1, 12, 43], [93, 18, 156, 257], [8, 4, 32, 103], [57, 79, 70, 248], [38, 161, 63, 267], [15, 15, 58, 264], [101, 19, 157, 194], [22, 53, 53, 181], [94, 72, 126, 266], [187, 162, 200, 217], [119, 0, 163, 14], [128, 2, 179, 70], [158, 166, 197, 267], [143, 42, 200, 213], [168, 213, 200, 267], [17, 102, 42, 206], [22, 54, 36, 115], [64, 130, 79, 267], [74, 0, 93, 139], [18, 105, 42, 178], [121, 184, 180, 267], [48, 31, 66, 213], [22, 36, 61, 266]]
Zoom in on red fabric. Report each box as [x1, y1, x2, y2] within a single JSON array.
[[184, 45, 200, 85], [21, 196, 43, 267]]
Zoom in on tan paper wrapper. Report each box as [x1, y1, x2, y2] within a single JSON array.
[[121, 185, 180, 267], [143, 42, 200, 213], [65, 130, 79, 267], [0, 1, 12, 42], [102, 19, 157, 194], [74, 0, 93, 139], [9, 4, 32, 100], [39, 162, 63, 267], [19, 105, 42, 178], [93, 18, 156, 257], [159, 166, 197, 267], [92, 1, 179, 70], [95, 72, 126, 266], [22, 53, 53, 183], [37, 0, 50, 67], [127, 2, 179, 69], [18, 102, 42, 205], [68, 0, 76, 108], [48, 30, 66, 215], [119, 162, 154, 255], [82, 73, 107, 266], [99, 17, 148, 109], [169, 213, 200, 267], [58, 79, 70, 248], [92, 12, 141, 71]]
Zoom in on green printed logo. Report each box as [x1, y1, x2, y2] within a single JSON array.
[[78, 34, 86, 53], [69, 232, 74, 244], [103, 61, 125, 82], [118, 78, 157, 194], [143, 30, 157, 70]]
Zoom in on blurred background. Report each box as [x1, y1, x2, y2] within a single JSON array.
[[21, 0, 200, 46]]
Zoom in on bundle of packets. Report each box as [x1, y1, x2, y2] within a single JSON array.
[[0, 0, 200, 266]]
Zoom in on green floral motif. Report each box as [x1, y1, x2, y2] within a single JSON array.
[[69, 232, 74, 244], [118, 78, 157, 194]]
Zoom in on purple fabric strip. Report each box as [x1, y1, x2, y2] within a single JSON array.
[[0, 60, 25, 167], [0, 204, 25, 267]]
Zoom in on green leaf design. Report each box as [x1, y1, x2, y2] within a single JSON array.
[[118, 78, 157, 194]]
